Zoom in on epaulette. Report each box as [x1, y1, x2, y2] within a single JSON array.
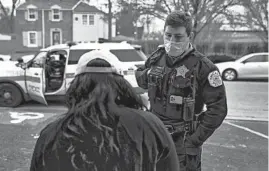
[[145, 46, 166, 68]]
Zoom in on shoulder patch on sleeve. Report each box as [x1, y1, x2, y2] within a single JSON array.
[[208, 70, 223, 87]]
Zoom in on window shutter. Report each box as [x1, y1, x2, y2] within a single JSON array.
[[22, 32, 28, 46], [59, 11, 63, 21], [25, 11, 28, 21], [49, 11, 52, 20], [37, 32, 42, 47], [35, 11, 38, 20]]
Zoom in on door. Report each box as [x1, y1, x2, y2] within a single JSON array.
[[25, 51, 48, 105], [51, 30, 61, 45], [260, 55, 269, 78], [238, 54, 266, 79]]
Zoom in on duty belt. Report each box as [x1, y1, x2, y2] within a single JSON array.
[[165, 122, 185, 135]]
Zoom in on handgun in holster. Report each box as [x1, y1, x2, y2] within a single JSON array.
[[148, 66, 164, 99]]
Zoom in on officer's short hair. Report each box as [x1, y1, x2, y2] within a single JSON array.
[[164, 11, 193, 36]]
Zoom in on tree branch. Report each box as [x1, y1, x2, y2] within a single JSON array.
[[0, 0, 8, 17], [161, 0, 172, 13]]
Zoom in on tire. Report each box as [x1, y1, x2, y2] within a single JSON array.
[[223, 69, 237, 81], [0, 83, 23, 107]]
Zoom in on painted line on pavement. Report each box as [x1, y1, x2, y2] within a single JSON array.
[[9, 112, 45, 124], [224, 121, 268, 139], [225, 116, 268, 122]]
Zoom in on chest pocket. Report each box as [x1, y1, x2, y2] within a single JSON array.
[[169, 75, 192, 97], [164, 73, 194, 119]]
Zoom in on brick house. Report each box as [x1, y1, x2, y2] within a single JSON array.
[[15, 0, 115, 51]]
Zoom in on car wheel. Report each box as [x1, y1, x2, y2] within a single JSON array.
[[0, 83, 23, 107], [223, 69, 237, 81]]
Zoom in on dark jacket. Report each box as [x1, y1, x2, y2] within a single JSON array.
[[30, 107, 179, 171], [135, 46, 228, 147]]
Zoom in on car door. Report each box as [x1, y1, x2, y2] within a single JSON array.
[[238, 54, 266, 78], [25, 51, 48, 105], [260, 54, 269, 78]]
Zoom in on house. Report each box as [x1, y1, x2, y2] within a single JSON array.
[[15, 0, 116, 50]]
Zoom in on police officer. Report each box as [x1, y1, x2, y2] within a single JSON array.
[[135, 11, 228, 171]]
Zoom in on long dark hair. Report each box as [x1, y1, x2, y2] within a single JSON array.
[[42, 59, 146, 170]]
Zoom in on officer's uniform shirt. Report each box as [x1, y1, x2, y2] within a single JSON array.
[[30, 107, 179, 171], [135, 45, 228, 148]]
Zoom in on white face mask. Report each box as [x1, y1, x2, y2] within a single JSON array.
[[164, 37, 189, 57]]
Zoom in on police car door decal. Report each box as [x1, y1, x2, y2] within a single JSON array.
[[25, 66, 48, 105]]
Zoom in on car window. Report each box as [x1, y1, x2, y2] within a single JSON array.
[[244, 55, 267, 63], [68, 49, 93, 64], [264, 55, 268, 62], [30, 51, 47, 68], [110, 49, 146, 62]]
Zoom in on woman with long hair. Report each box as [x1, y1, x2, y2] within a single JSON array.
[[30, 50, 179, 171]]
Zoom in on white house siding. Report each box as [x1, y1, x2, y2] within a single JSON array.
[[73, 13, 104, 42], [73, 13, 116, 42]]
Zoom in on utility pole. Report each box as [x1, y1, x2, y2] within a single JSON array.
[[135, 0, 138, 40], [108, 0, 112, 41]]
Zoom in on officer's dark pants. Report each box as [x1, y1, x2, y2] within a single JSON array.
[[172, 133, 202, 171]]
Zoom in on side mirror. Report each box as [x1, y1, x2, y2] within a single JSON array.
[[17, 58, 24, 63], [21, 63, 27, 69]]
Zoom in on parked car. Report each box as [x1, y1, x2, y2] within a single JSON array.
[[20, 54, 35, 63], [216, 52, 268, 81], [207, 54, 236, 64]]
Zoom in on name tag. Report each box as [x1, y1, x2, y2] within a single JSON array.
[[169, 95, 183, 104]]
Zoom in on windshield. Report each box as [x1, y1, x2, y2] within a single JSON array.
[[110, 49, 147, 62]]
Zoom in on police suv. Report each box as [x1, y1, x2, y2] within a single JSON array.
[[0, 41, 147, 107]]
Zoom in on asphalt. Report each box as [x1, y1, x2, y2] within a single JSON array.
[[0, 80, 267, 171]]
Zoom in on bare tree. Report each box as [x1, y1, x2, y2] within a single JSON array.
[[0, 0, 20, 33], [156, 0, 239, 41], [226, 0, 268, 49]]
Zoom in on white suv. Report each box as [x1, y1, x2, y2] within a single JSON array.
[[0, 41, 148, 107]]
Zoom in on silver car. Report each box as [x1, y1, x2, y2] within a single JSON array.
[[216, 52, 268, 81]]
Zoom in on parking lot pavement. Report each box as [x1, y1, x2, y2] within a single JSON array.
[[203, 120, 268, 171], [224, 81, 268, 121], [0, 80, 267, 170], [0, 117, 267, 171]]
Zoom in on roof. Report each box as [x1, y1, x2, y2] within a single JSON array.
[[41, 44, 69, 51], [73, 2, 105, 14], [70, 42, 135, 50], [236, 52, 269, 62], [17, 0, 79, 10], [40, 42, 135, 51]]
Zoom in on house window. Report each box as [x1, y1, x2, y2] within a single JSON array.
[[28, 32, 37, 47], [28, 9, 37, 20], [82, 15, 87, 25], [89, 15, 94, 25], [52, 9, 60, 21]]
